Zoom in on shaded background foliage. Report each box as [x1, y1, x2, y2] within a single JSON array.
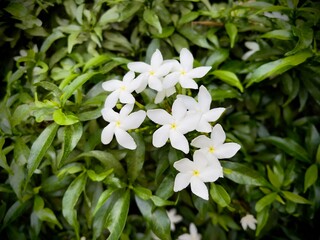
[[0, 0, 319, 239]]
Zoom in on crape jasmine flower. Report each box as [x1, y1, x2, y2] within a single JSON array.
[[177, 85, 225, 132], [167, 208, 182, 231], [191, 124, 241, 160], [163, 48, 211, 89], [240, 214, 257, 230], [178, 223, 202, 240], [127, 49, 174, 92], [241, 41, 260, 61], [147, 98, 197, 154], [102, 71, 141, 108], [173, 151, 223, 200], [101, 104, 146, 150]]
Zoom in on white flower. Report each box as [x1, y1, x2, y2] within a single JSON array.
[[178, 223, 202, 240], [102, 71, 141, 108], [177, 85, 225, 132], [173, 150, 223, 200], [191, 124, 241, 161], [127, 49, 174, 92], [154, 86, 176, 104], [240, 214, 257, 230], [264, 11, 289, 21], [101, 104, 146, 150], [163, 48, 211, 90], [147, 99, 197, 154], [167, 209, 182, 231], [241, 41, 260, 61]]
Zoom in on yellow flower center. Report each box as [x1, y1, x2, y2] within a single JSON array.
[[115, 121, 121, 127], [120, 85, 126, 91], [149, 70, 155, 76], [180, 69, 186, 75], [209, 146, 215, 153], [193, 170, 200, 176], [170, 123, 177, 129]]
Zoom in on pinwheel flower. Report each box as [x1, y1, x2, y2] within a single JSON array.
[[101, 104, 146, 150], [102, 71, 141, 108], [163, 48, 211, 89], [173, 150, 223, 200], [147, 98, 197, 154], [127, 49, 174, 92], [177, 85, 225, 132], [178, 223, 202, 240], [191, 124, 241, 160], [242, 41, 260, 61], [240, 214, 257, 230], [167, 208, 182, 231]]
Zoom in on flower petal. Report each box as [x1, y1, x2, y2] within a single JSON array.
[[101, 107, 118, 122], [122, 71, 135, 83], [199, 164, 223, 182], [191, 135, 212, 148], [195, 119, 212, 133], [203, 107, 225, 122], [102, 80, 122, 91], [119, 92, 135, 104], [173, 158, 194, 172], [115, 128, 136, 149], [180, 48, 194, 71], [147, 109, 173, 125], [172, 99, 187, 121], [150, 49, 163, 68], [211, 124, 226, 146], [156, 62, 174, 76], [177, 95, 198, 111], [170, 131, 189, 153], [122, 110, 146, 130], [215, 143, 241, 159], [179, 76, 198, 89], [152, 125, 170, 148], [120, 104, 134, 116], [104, 91, 120, 108], [198, 85, 211, 110], [101, 123, 115, 144], [188, 66, 211, 78], [190, 177, 209, 200], [127, 62, 151, 73], [163, 72, 180, 88], [155, 90, 166, 104], [173, 172, 192, 192], [148, 76, 163, 91]]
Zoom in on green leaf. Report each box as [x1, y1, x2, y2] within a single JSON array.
[[143, 9, 162, 34], [87, 169, 113, 182], [62, 172, 87, 237], [304, 164, 318, 192], [255, 192, 278, 212], [98, 6, 120, 25], [178, 11, 199, 26], [60, 72, 98, 105], [286, 26, 313, 56], [106, 189, 130, 240], [256, 207, 270, 236], [27, 123, 59, 179], [53, 109, 79, 125], [179, 25, 213, 49], [260, 136, 310, 162], [221, 161, 271, 187], [83, 54, 111, 72], [170, 33, 189, 52], [36, 208, 62, 228], [246, 50, 313, 86], [260, 29, 293, 40], [225, 22, 238, 48], [267, 166, 282, 189], [282, 191, 311, 204], [93, 188, 115, 217], [211, 70, 243, 92], [40, 31, 65, 53], [2, 201, 29, 230], [210, 183, 231, 207], [125, 133, 145, 183], [133, 186, 152, 200], [150, 208, 171, 240], [11, 104, 32, 127], [206, 48, 229, 69]]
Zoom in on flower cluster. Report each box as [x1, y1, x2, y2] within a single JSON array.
[[101, 48, 240, 200]]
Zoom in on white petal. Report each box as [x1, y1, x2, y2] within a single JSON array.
[[211, 124, 226, 146], [102, 80, 122, 91], [173, 172, 192, 192], [150, 49, 163, 68], [171, 99, 187, 121], [122, 71, 135, 83], [245, 41, 260, 51], [115, 128, 136, 150], [135, 74, 148, 93], [163, 72, 180, 88], [178, 234, 191, 240], [101, 107, 118, 122], [215, 143, 241, 159], [189, 223, 200, 239], [190, 177, 209, 200], [188, 66, 211, 78], [120, 104, 134, 116], [199, 164, 223, 182], [191, 135, 212, 148], [179, 76, 198, 89], [101, 123, 115, 144], [203, 107, 225, 122], [180, 48, 194, 71], [148, 76, 163, 91], [241, 50, 255, 61], [165, 87, 176, 97], [156, 62, 174, 76], [122, 110, 146, 130], [173, 158, 194, 172], [119, 92, 135, 104], [147, 109, 173, 125], [104, 91, 120, 108], [198, 85, 211, 110], [178, 113, 199, 133], [177, 95, 198, 111], [152, 125, 170, 148], [154, 91, 166, 104], [170, 131, 189, 154], [195, 119, 212, 133], [127, 62, 151, 73]]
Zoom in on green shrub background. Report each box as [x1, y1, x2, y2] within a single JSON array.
[[0, 0, 319, 239]]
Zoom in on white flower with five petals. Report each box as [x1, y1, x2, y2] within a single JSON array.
[[240, 214, 257, 230], [102, 71, 141, 108], [167, 209, 182, 231], [191, 124, 241, 160], [173, 150, 223, 200], [101, 104, 146, 150], [178, 223, 202, 240], [147, 99, 197, 154], [177, 85, 225, 132], [127, 49, 174, 92], [163, 48, 211, 89]]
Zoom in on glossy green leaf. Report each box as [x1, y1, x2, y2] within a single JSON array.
[[286, 26, 313, 56], [11, 104, 31, 127], [83, 54, 111, 72], [267, 166, 282, 189], [53, 109, 79, 125], [93, 188, 115, 217], [125, 133, 145, 183], [179, 25, 213, 49], [246, 50, 313, 86], [2, 200, 30, 229], [133, 186, 152, 200], [210, 183, 231, 207], [211, 70, 243, 92], [255, 192, 277, 212], [260, 29, 293, 40], [282, 191, 311, 204], [62, 172, 87, 237], [225, 22, 237, 48], [170, 33, 189, 52], [260, 136, 310, 162], [221, 161, 271, 187], [304, 164, 318, 192], [98, 6, 119, 25], [150, 208, 171, 240], [87, 169, 113, 182], [206, 48, 229, 69], [178, 11, 199, 26], [40, 30, 65, 53], [143, 9, 162, 34], [27, 123, 59, 179], [256, 207, 270, 236]]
